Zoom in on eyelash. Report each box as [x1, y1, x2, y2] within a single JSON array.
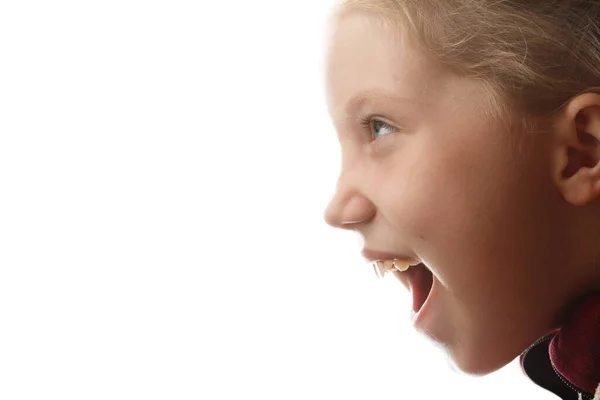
[[359, 116, 396, 140]]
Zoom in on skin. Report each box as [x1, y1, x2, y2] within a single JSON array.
[[323, 11, 600, 375]]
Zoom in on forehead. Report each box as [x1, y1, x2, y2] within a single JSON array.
[[325, 12, 444, 121]]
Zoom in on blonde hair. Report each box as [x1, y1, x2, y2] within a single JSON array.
[[335, 0, 600, 125]]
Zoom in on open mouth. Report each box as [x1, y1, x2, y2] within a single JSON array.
[[371, 259, 434, 314], [404, 263, 434, 313]]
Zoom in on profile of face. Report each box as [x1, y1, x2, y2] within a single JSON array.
[[323, 11, 594, 374]]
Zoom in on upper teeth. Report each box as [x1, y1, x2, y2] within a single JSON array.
[[372, 259, 421, 278]]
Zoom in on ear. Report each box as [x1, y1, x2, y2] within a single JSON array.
[[553, 93, 600, 206]]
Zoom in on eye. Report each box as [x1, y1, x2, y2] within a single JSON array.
[[360, 116, 397, 140]]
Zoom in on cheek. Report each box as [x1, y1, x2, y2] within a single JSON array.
[[372, 154, 432, 230], [381, 142, 520, 283], [375, 155, 459, 251], [372, 131, 525, 261], [383, 149, 471, 231]]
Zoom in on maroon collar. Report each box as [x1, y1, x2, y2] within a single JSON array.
[[521, 292, 600, 399]]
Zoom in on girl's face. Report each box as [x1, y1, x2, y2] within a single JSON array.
[[324, 12, 581, 374]]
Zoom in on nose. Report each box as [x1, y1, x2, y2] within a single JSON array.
[[323, 182, 376, 229]]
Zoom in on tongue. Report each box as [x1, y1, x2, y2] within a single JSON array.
[[408, 264, 433, 313]]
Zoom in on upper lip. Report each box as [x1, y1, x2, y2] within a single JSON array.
[[361, 248, 420, 263]]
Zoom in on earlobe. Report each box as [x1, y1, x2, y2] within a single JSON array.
[[554, 93, 600, 206], [561, 165, 600, 206]]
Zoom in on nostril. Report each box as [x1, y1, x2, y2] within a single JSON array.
[[339, 196, 375, 226], [324, 194, 371, 228]]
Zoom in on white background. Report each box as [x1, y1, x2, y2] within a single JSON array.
[[0, 1, 555, 399]]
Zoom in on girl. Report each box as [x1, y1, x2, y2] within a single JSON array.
[[323, 1, 600, 399]]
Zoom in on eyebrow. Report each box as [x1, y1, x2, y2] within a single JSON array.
[[341, 90, 412, 120]]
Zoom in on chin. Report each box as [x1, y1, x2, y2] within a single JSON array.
[[451, 357, 509, 376], [419, 327, 514, 375], [443, 343, 522, 376]]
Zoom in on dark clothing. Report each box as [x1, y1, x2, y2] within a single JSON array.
[[521, 292, 600, 400]]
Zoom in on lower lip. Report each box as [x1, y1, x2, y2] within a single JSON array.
[[411, 274, 437, 329]]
